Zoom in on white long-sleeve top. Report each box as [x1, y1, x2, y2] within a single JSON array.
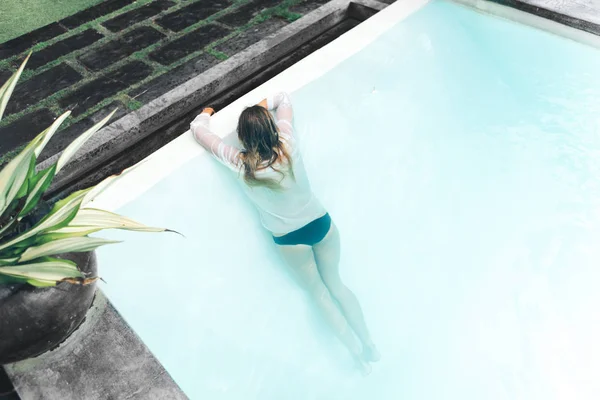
[[190, 92, 326, 235]]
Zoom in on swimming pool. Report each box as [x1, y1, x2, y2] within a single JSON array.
[[92, 0, 600, 398]]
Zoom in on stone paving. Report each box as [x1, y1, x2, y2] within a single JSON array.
[[0, 0, 341, 165], [490, 0, 600, 34], [518, 0, 600, 25]]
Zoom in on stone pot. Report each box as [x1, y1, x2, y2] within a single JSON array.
[[0, 251, 97, 364]]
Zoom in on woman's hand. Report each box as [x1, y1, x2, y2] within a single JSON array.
[[202, 107, 215, 116], [257, 99, 268, 109]]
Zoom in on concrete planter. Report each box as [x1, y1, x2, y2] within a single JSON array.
[[0, 251, 98, 364]]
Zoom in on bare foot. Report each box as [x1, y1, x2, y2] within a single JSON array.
[[363, 344, 381, 363]]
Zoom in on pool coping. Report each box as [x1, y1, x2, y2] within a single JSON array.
[[453, 0, 600, 48], [39, 0, 389, 198], [39, 0, 600, 200], [488, 0, 600, 36], [38, 0, 600, 199], [85, 0, 600, 215], [5, 291, 188, 400], [87, 0, 429, 213]]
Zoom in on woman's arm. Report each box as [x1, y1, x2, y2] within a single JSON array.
[[258, 92, 293, 135], [190, 108, 241, 169]]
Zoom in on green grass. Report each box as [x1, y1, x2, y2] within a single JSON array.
[[126, 98, 143, 111], [275, 10, 302, 22], [0, 0, 104, 43], [207, 49, 229, 61]]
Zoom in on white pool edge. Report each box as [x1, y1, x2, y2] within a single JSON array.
[[89, 0, 430, 212], [451, 0, 600, 49]]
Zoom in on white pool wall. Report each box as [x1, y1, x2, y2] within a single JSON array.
[[90, 0, 430, 211]]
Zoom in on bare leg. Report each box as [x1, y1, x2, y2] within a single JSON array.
[[313, 223, 380, 362], [276, 244, 371, 374]]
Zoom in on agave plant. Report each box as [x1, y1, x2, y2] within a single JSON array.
[[0, 54, 171, 287]]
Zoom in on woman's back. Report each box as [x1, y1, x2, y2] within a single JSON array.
[[191, 92, 326, 235], [240, 134, 325, 235]]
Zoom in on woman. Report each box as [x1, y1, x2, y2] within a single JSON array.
[[191, 92, 379, 374]]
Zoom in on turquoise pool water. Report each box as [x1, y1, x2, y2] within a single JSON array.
[[97, 1, 600, 398]]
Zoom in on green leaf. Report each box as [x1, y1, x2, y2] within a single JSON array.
[[36, 189, 90, 232], [0, 149, 35, 216], [15, 155, 37, 201], [0, 257, 18, 266], [26, 279, 57, 287], [0, 109, 69, 216], [19, 236, 120, 262], [0, 258, 83, 283], [33, 111, 71, 159], [0, 98, 69, 217], [36, 227, 104, 243], [56, 109, 117, 173], [38, 208, 177, 243], [18, 165, 56, 218], [3, 235, 39, 252], [0, 274, 26, 284], [52, 188, 89, 209], [0, 110, 69, 217], [0, 189, 90, 252], [0, 53, 30, 121]]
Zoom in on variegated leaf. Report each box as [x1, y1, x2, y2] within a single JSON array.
[[0, 110, 54, 214], [0, 53, 30, 121], [18, 165, 56, 218], [0, 258, 83, 283], [56, 109, 117, 173], [15, 155, 37, 201], [0, 109, 69, 214], [37, 226, 104, 243], [0, 257, 18, 266], [26, 279, 58, 287], [68, 208, 170, 232], [0, 150, 35, 216], [33, 111, 71, 158], [0, 77, 14, 121], [19, 236, 121, 262], [0, 189, 90, 252]]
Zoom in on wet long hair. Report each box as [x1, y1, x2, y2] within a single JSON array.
[[237, 105, 294, 189]]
